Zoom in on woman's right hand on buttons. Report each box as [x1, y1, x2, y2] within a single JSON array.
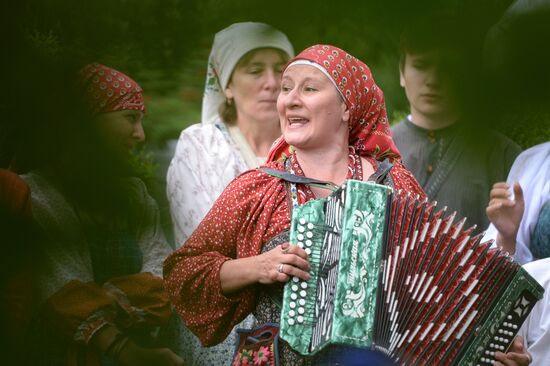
[[254, 242, 310, 284]]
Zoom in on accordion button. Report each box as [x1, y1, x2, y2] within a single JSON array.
[[292, 277, 299, 283], [298, 234, 304, 241], [307, 223, 314, 230], [292, 285, 298, 292], [301, 282, 308, 289], [305, 248, 312, 255], [512, 324, 518, 329], [298, 226, 305, 233], [288, 318, 295, 325], [297, 242, 304, 248], [289, 310, 296, 317], [306, 240, 313, 246], [291, 293, 297, 300], [498, 329, 503, 334], [306, 231, 313, 238], [290, 301, 296, 309], [298, 307, 305, 314], [299, 299, 306, 306], [299, 218, 306, 225], [507, 315, 512, 320], [297, 315, 304, 323], [300, 290, 307, 297]]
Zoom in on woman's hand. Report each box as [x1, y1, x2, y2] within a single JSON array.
[[118, 341, 185, 366], [254, 242, 310, 285], [494, 336, 531, 366], [220, 242, 310, 294], [486, 182, 524, 254]]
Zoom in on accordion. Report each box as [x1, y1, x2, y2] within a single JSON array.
[[280, 179, 544, 365]]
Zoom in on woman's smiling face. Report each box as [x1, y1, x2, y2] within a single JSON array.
[[277, 64, 349, 150]]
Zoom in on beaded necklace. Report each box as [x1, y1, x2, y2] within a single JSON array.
[[288, 146, 363, 209]]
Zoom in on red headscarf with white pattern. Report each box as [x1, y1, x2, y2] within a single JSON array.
[[267, 44, 400, 163], [78, 63, 145, 116]]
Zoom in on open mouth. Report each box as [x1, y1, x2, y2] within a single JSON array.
[[287, 117, 309, 126]]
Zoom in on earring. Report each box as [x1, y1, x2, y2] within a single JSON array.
[[226, 98, 233, 106]]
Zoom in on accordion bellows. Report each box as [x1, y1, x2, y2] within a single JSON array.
[[280, 180, 543, 365]]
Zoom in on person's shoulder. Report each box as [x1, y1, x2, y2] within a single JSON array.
[[517, 141, 550, 161], [179, 121, 227, 138], [475, 129, 521, 157], [174, 122, 231, 151], [507, 141, 550, 171], [487, 129, 521, 147], [220, 161, 285, 193], [390, 119, 408, 134], [231, 161, 285, 183]]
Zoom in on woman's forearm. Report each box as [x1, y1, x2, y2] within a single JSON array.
[[219, 257, 259, 295]]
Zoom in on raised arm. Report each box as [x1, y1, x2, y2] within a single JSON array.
[[486, 181, 524, 254]]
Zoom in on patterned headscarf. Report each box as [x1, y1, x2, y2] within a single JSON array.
[[267, 44, 400, 162], [201, 22, 294, 125], [78, 63, 145, 116]]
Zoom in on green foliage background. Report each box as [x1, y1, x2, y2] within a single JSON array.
[[13, 0, 549, 148], [4, 0, 550, 244]]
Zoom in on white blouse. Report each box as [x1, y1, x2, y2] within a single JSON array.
[[518, 258, 550, 366], [166, 121, 259, 365], [166, 122, 255, 247]]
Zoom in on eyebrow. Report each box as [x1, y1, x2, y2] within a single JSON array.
[[247, 61, 286, 67], [281, 75, 323, 83]]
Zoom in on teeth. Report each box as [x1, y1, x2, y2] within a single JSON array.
[[288, 117, 306, 123]]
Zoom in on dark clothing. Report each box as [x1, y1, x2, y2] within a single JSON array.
[[391, 117, 521, 229]]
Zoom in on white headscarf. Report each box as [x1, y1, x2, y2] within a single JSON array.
[[201, 22, 294, 125]]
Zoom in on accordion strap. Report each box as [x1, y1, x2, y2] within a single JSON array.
[[259, 167, 339, 191], [368, 158, 394, 184]]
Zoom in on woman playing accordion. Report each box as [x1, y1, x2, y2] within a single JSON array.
[[163, 45, 532, 366]]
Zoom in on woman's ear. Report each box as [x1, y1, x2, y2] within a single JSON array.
[[224, 86, 233, 100], [342, 105, 350, 123]]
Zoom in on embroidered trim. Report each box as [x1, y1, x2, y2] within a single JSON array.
[[103, 282, 148, 325], [74, 309, 113, 344]]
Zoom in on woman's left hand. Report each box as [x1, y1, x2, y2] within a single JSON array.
[[494, 336, 531, 366]]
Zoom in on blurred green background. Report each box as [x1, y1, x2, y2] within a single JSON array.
[[12, 0, 536, 149]]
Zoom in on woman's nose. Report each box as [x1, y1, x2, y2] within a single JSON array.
[[133, 122, 146, 143], [282, 89, 302, 108], [263, 69, 279, 90]]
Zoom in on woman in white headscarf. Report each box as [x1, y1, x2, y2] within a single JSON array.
[[167, 22, 294, 247], [165, 22, 294, 365]]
